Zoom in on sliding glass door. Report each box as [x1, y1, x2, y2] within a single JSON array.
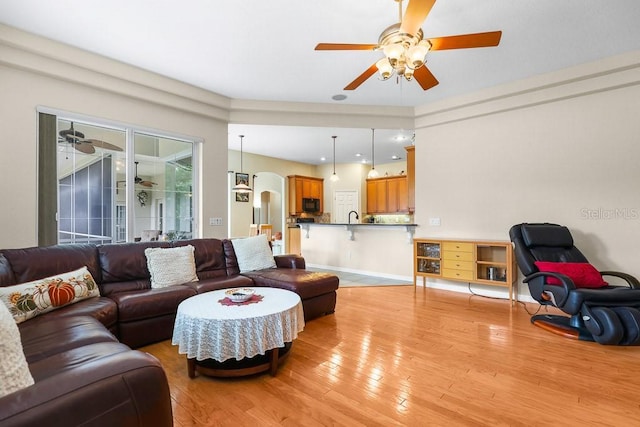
[[131, 132, 194, 242], [48, 115, 197, 245]]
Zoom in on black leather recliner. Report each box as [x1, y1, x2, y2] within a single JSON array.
[[509, 223, 640, 345]]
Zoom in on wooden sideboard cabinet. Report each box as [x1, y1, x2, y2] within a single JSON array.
[[413, 238, 517, 303], [287, 175, 324, 215]]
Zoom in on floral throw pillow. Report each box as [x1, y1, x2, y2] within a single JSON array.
[[0, 266, 100, 324]]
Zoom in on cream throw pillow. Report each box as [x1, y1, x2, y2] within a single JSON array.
[[0, 266, 99, 324], [0, 300, 34, 398], [232, 234, 276, 273], [145, 245, 199, 288]]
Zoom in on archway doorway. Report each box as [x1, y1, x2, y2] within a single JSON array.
[[253, 172, 285, 253]]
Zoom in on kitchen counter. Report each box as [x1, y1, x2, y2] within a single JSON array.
[[298, 222, 418, 242]]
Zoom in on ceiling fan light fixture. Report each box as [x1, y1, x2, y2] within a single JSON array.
[[382, 43, 404, 66], [376, 58, 393, 80], [407, 41, 430, 69]]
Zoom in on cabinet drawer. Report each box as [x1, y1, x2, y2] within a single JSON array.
[[442, 259, 474, 271], [442, 251, 474, 262], [442, 268, 474, 281], [442, 242, 474, 252]]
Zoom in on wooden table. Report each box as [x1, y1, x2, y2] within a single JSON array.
[[172, 287, 304, 378]]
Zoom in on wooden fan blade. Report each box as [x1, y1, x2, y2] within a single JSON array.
[[74, 143, 96, 154], [413, 65, 439, 90], [140, 181, 156, 188], [400, 0, 436, 36], [85, 139, 124, 152], [429, 31, 502, 50], [344, 63, 379, 90], [315, 43, 378, 51]]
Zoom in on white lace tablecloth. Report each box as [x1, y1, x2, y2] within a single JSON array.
[[172, 287, 305, 362]]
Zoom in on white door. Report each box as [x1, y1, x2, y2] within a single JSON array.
[[334, 190, 359, 223]]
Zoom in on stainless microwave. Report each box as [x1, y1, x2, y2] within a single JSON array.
[[302, 198, 320, 213]]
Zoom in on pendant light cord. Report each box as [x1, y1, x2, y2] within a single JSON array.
[[332, 135, 337, 174], [239, 135, 244, 172], [371, 128, 375, 170]]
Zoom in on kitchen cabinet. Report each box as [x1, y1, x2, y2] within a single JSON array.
[[287, 226, 301, 255], [405, 146, 415, 212], [413, 238, 517, 303], [287, 175, 324, 215], [366, 175, 409, 214]]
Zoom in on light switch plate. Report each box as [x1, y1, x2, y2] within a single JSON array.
[[209, 217, 223, 226], [429, 217, 441, 226]]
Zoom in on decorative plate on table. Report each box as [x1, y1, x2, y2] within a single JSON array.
[[225, 288, 255, 303]]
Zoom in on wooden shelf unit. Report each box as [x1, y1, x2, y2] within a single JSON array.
[[413, 238, 517, 303]]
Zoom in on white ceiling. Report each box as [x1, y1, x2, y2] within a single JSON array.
[[2, 0, 640, 165]]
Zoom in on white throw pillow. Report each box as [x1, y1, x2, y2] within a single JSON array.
[[0, 266, 100, 324], [145, 245, 199, 288], [232, 234, 277, 273], [0, 300, 34, 398]]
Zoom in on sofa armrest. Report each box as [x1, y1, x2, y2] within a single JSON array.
[[274, 254, 306, 269], [0, 351, 172, 427]]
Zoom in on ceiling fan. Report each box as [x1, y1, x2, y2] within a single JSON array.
[[134, 161, 157, 188], [315, 0, 502, 91], [58, 122, 123, 154]]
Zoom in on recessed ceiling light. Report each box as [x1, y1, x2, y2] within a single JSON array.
[[355, 153, 362, 157], [391, 155, 402, 160], [332, 94, 347, 101], [320, 157, 326, 161]]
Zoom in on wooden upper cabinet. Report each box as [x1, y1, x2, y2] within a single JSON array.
[[366, 176, 408, 214], [405, 146, 415, 212], [287, 175, 324, 215]]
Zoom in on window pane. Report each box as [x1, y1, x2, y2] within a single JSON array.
[[57, 119, 124, 244], [133, 133, 193, 242]]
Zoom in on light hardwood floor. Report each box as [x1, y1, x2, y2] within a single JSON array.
[[141, 285, 640, 426]]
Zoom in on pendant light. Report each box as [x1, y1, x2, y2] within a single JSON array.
[[329, 135, 339, 182], [367, 128, 379, 178], [232, 135, 252, 193]]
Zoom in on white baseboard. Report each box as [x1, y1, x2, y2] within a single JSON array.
[[306, 263, 413, 282], [308, 263, 537, 304]]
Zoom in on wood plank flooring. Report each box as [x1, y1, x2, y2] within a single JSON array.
[[141, 285, 640, 426]]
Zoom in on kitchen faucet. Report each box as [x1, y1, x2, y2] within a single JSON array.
[[348, 210, 359, 224]]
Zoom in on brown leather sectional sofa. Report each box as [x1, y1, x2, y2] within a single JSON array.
[[0, 238, 339, 426]]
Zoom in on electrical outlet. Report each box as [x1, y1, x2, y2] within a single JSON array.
[[429, 217, 441, 226], [209, 217, 223, 226]]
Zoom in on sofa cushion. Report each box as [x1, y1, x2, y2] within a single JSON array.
[[99, 241, 171, 283], [0, 300, 34, 398], [231, 234, 276, 273], [173, 239, 228, 279], [242, 269, 339, 300], [145, 245, 198, 288], [1, 244, 101, 286], [28, 341, 132, 382], [0, 267, 100, 324], [29, 296, 118, 330], [19, 315, 118, 363], [108, 286, 196, 322], [185, 275, 254, 294]]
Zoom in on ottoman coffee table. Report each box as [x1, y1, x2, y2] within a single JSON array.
[[172, 287, 305, 378]]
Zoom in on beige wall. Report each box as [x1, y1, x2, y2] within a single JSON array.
[[3, 23, 640, 294], [227, 150, 317, 238], [413, 50, 640, 298], [0, 25, 230, 248]]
